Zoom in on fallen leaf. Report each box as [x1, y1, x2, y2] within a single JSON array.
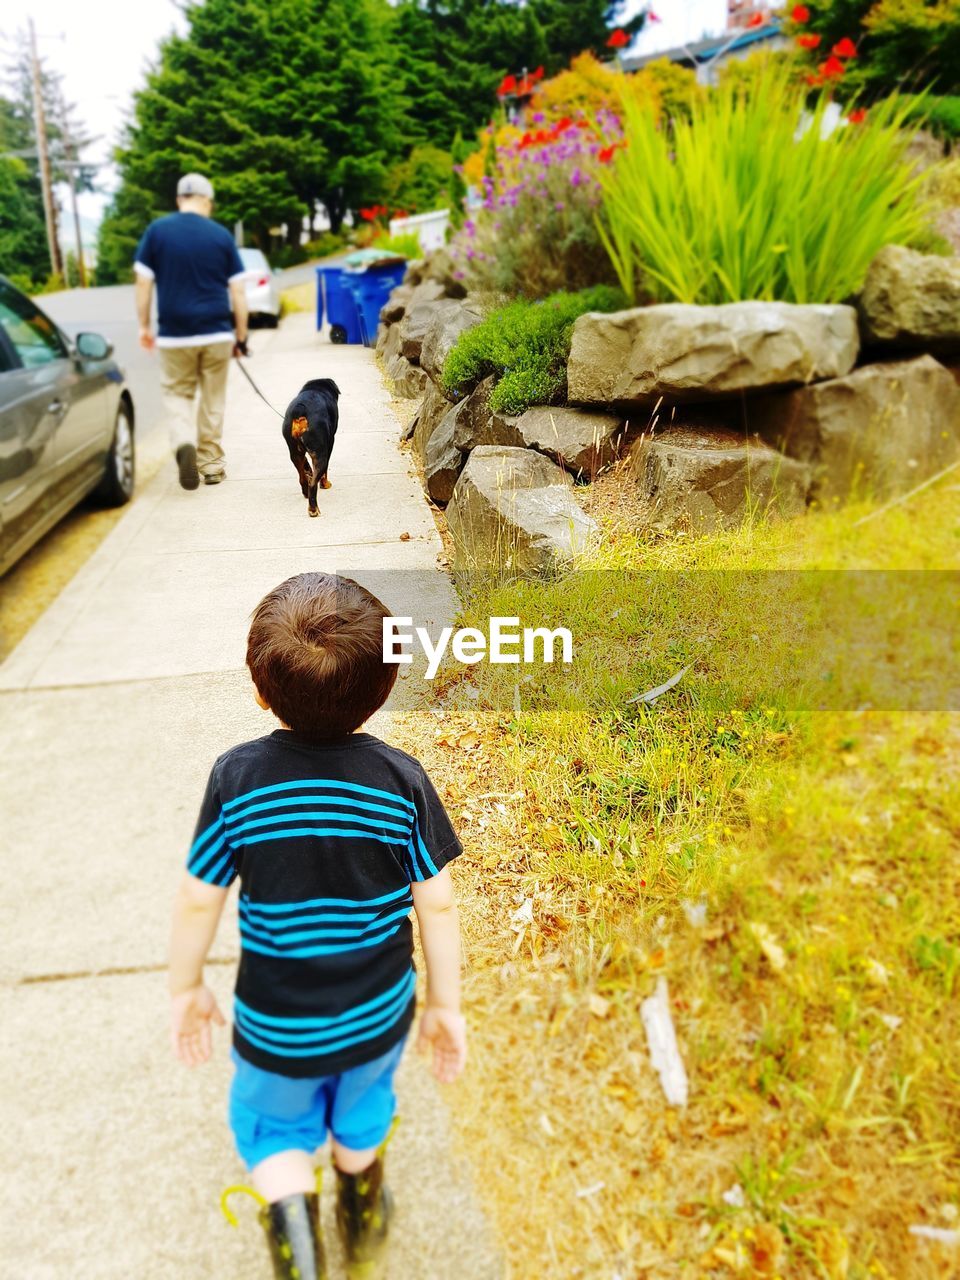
[[588, 993, 611, 1019], [399, 531, 411, 542], [748, 921, 787, 973], [751, 1222, 784, 1273]]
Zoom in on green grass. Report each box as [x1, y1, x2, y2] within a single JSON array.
[[598, 63, 936, 305], [442, 285, 624, 415], [371, 231, 421, 258], [406, 482, 960, 1278]]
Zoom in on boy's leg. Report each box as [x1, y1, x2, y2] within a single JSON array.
[[252, 1149, 316, 1200], [329, 1039, 406, 1277], [229, 1055, 330, 1279]]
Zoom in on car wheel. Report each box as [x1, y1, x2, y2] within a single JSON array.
[[330, 324, 347, 344], [94, 400, 135, 506]]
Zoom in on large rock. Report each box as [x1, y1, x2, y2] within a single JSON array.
[[421, 248, 468, 299], [377, 319, 402, 362], [568, 302, 859, 407], [379, 284, 413, 326], [399, 300, 460, 364], [419, 302, 484, 384], [385, 353, 429, 400], [407, 278, 448, 309], [857, 245, 960, 354], [447, 446, 598, 575], [412, 381, 455, 465], [629, 427, 810, 532], [443, 378, 522, 453], [514, 406, 625, 479], [423, 407, 464, 504], [750, 356, 960, 505]]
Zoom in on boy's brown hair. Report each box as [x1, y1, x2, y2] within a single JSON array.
[[247, 573, 398, 740]]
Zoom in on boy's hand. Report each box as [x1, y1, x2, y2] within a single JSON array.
[[417, 1006, 467, 1084], [170, 985, 226, 1067]]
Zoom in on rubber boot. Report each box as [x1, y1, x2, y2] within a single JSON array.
[[335, 1156, 393, 1279], [258, 1192, 328, 1280]]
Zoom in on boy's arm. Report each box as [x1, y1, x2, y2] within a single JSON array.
[[412, 867, 466, 1083], [168, 871, 229, 1066]]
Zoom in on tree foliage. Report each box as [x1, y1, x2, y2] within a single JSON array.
[[791, 0, 960, 96]]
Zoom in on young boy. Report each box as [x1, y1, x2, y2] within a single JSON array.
[[168, 572, 466, 1279]]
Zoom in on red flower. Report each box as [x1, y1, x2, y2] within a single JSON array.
[[555, 116, 574, 133], [820, 54, 846, 78], [832, 36, 858, 58], [792, 4, 810, 21], [648, 8, 661, 22], [497, 73, 517, 97], [575, 119, 591, 130], [797, 33, 821, 48], [598, 144, 617, 164], [531, 66, 545, 81], [606, 28, 630, 48], [847, 107, 867, 124], [359, 208, 376, 222], [805, 72, 819, 86], [517, 76, 533, 95], [746, 12, 765, 27]]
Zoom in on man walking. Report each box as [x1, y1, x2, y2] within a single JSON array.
[[134, 174, 249, 489]]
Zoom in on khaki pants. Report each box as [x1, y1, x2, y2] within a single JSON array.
[[159, 342, 233, 476]]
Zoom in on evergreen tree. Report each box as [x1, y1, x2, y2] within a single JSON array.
[[0, 153, 48, 286], [100, 0, 403, 273], [529, 0, 644, 71]]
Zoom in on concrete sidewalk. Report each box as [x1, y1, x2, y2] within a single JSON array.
[[0, 315, 501, 1278]]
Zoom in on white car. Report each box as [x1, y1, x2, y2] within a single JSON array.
[[238, 248, 281, 327]]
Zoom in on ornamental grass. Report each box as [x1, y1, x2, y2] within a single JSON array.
[[598, 63, 937, 306]]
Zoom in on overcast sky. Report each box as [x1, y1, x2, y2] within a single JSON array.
[[2, 0, 740, 228], [2, 0, 185, 221]]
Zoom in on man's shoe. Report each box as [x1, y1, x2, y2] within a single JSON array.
[[203, 471, 225, 485], [335, 1156, 393, 1279], [176, 444, 199, 491]]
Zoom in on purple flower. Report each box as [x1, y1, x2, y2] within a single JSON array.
[[464, 219, 476, 236], [554, 201, 565, 211], [532, 112, 545, 123], [570, 167, 584, 187], [453, 270, 466, 280]]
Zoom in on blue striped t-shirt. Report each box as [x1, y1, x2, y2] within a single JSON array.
[[187, 730, 461, 1077]]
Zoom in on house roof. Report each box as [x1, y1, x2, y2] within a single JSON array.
[[622, 22, 782, 72]]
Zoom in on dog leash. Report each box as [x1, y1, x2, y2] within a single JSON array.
[[233, 350, 284, 418]]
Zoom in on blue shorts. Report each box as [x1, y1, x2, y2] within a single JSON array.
[[228, 1038, 406, 1170]]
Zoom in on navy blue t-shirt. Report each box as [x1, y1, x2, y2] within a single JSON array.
[[186, 730, 463, 1078], [134, 212, 245, 345]]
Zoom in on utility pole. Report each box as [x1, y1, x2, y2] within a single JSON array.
[[59, 109, 87, 287], [28, 17, 62, 279]]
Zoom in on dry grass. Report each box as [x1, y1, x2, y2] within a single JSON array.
[[390, 477, 960, 1279]]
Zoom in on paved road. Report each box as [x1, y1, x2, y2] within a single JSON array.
[[0, 312, 500, 1279], [37, 267, 320, 445], [38, 283, 165, 442]]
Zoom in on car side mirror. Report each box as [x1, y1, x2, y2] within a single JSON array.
[[76, 332, 112, 360]]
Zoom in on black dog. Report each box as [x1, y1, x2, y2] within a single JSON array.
[[281, 378, 340, 517]]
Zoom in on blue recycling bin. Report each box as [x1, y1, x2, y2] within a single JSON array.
[[316, 264, 362, 345], [345, 260, 409, 347]]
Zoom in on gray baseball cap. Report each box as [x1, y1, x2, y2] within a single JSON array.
[[177, 172, 214, 199]]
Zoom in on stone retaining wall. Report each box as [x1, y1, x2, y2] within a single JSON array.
[[378, 245, 960, 569]]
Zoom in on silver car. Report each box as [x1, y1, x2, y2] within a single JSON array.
[[239, 247, 281, 327], [0, 275, 135, 576]]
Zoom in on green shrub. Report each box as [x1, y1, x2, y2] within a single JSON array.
[[902, 95, 960, 144], [598, 63, 936, 306], [443, 285, 624, 416], [303, 231, 347, 259], [371, 231, 422, 258]]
